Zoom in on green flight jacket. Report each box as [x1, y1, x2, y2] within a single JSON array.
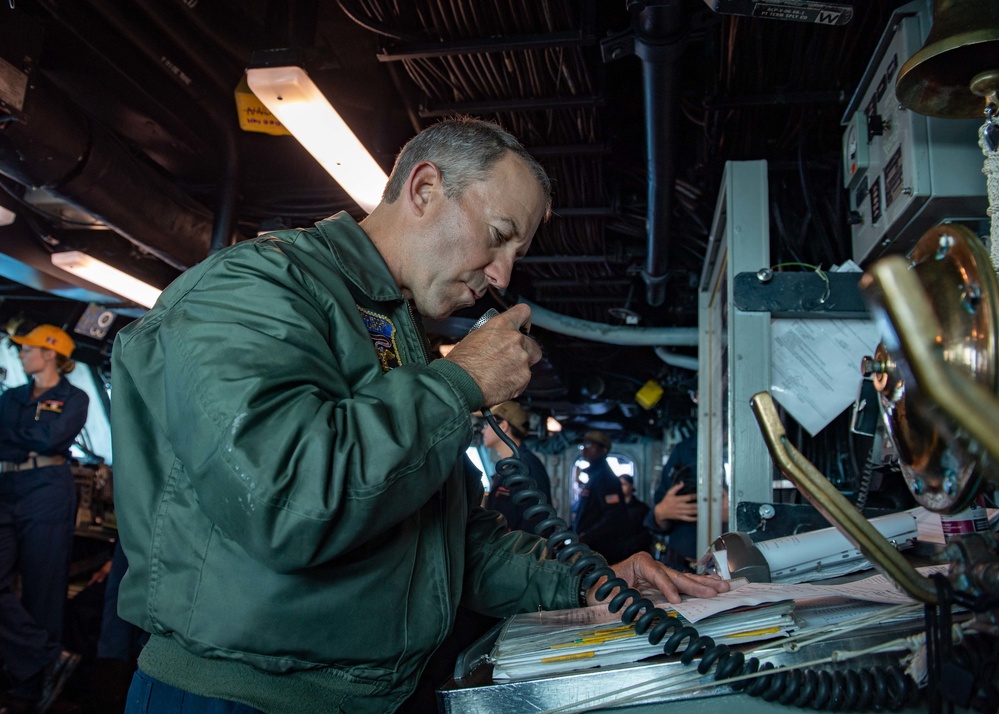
[[111, 213, 583, 712]]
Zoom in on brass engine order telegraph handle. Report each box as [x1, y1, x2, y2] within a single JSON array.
[[749, 390, 939, 605], [861, 254, 999, 474]]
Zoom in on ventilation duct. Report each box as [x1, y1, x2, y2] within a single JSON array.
[[0, 73, 218, 270]]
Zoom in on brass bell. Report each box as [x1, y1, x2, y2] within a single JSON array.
[[895, 0, 999, 118]]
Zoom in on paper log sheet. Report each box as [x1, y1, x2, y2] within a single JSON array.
[[770, 317, 880, 436], [672, 565, 947, 623]]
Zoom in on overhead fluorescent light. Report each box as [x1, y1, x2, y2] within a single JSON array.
[[246, 65, 388, 213], [51, 251, 162, 309]]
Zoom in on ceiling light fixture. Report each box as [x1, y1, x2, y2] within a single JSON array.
[[246, 65, 388, 213], [51, 251, 162, 309]]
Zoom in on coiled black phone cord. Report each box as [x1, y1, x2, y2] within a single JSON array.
[[482, 408, 921, 711]]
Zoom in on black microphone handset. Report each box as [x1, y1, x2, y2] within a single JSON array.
[[468, 307, 500, 333], [471, 310, 916, 709], [468, 307, 543, 343]]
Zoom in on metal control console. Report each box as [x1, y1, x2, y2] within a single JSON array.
[[841, 0, 986, 265]]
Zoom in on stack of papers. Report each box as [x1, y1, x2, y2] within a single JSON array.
[[490, 595, 795, 681], [669, 564, 946, 623], [489, 565, 947, 681]]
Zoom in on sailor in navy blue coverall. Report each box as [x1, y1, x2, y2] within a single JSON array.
[[571, 430, 629, 564], [0, 325, 89, 711]]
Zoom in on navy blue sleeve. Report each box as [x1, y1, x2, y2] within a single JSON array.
[[0, 385, 89, 459]]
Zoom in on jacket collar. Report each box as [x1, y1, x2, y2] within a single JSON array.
[[316, 212, 404, 303], [11, 376, 72, 404]]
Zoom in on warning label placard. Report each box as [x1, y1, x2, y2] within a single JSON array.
[[752, 2, 852, 25]]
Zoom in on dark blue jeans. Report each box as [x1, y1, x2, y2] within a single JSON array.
[[125, 670, 264, 713]]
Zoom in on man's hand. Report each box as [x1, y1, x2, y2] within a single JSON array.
[[653, 482, 697, 528], [584, 551, 729, 606], [443, 303, 542, 406], [88, 559, 113, 587]]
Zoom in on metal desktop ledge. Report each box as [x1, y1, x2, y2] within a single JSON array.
[[436, 619, 926, 714]]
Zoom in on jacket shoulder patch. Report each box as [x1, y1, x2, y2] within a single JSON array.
[[357, 306, 402, 372]]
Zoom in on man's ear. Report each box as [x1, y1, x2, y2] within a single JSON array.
[[405, 161, 442, 217]]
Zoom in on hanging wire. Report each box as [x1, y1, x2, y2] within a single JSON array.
[[769, 261, 831, 305]]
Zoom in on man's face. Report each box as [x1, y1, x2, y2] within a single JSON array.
[[406, 153, 546, 319], [619, 477, 633, 499], [581, 441, 605, 463]]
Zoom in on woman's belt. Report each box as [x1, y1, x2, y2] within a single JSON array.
[[0, 455, 67, 472]]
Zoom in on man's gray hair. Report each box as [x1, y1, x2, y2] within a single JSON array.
[[381, 116, 552, 219]]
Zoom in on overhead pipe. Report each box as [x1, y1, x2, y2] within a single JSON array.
[[0, 74, 213, 270], [631, 1, 688, 307], [31, 0, 219, 167], [520, 298, 697, 346], [21, 0, 241, 265], [162, 0, 326, 251], [97, 0, 245, 255], [654, 346, 697, 371]]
